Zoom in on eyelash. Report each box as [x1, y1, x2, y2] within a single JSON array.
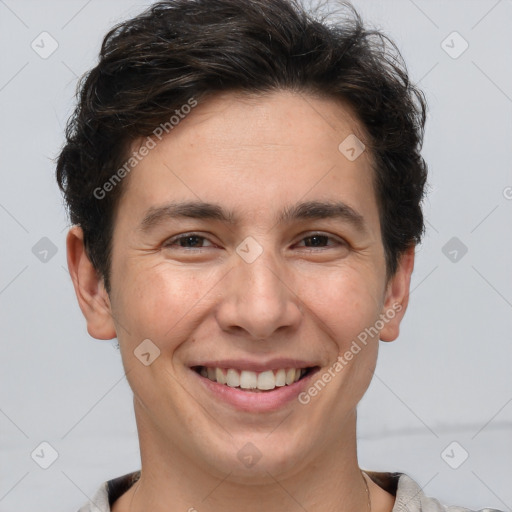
[[162, 232, 347, 251]]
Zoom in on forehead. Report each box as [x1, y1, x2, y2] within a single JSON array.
[[152, 89, 371, 160], [116, 90, 378, 230]]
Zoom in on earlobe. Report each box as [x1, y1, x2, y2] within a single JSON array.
[[379, 246, 415, 342], [66, 226, 117, 340]]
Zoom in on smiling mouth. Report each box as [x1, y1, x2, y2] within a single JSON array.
[[192, 366, 318, 392]]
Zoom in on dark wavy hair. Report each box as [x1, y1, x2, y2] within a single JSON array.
[[56, 0, 428, 294]]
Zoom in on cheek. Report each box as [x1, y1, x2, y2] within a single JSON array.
[[111, 264, 216, 401], [112, 261, 214, 350], [292, 268, 383, 434], [296, 263, 384, 351]]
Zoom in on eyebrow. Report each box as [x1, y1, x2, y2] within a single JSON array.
[[139, 199, 367, 234]]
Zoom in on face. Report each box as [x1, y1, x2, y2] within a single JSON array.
[[69, 90, 413, 482]]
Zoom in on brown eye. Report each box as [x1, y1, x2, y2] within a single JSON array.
[[302, 234, 330, 247], [163, 233, 214, 249], [295, 233, 345, 249]]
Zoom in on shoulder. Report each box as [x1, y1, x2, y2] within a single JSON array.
[[76, 481, 109, 512], [365, 471, 505, 512], [78, 469, 505, 512], [76, 471, 140, 512]]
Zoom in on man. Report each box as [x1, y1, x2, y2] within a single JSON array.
[[56, 0, 502, 511]]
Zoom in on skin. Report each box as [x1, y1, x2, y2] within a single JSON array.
[[67, 90, 414, 512]]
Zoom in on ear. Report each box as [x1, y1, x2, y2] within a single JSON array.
[[66, 226, 117, 340], [379, 246, 415, 342]]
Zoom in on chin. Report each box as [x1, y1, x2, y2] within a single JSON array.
[[204, 432, 314, 484]]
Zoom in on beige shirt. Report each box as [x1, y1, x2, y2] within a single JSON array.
[[77, 470, 504, 512]]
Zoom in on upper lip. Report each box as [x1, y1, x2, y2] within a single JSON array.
[[189, 358, 319, 372]]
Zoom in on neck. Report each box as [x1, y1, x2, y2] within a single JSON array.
[[120, 404, 374, 512]]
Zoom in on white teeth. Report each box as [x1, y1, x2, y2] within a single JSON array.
[[198, 366, 309, 391], [240, 370, 258, 389], [215, 367, 227, 384], [275, 368, 286, 387], [226, 368, 240, 387], [285, 368, 296, 385], [257, 370, 275, 390]]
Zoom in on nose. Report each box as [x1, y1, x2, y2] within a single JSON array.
[[215, 246, 303, 341]]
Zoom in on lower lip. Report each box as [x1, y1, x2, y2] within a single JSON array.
[[192, 369, 319, 413]]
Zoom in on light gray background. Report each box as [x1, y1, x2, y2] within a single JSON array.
[[1, 0, 511, 511]]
